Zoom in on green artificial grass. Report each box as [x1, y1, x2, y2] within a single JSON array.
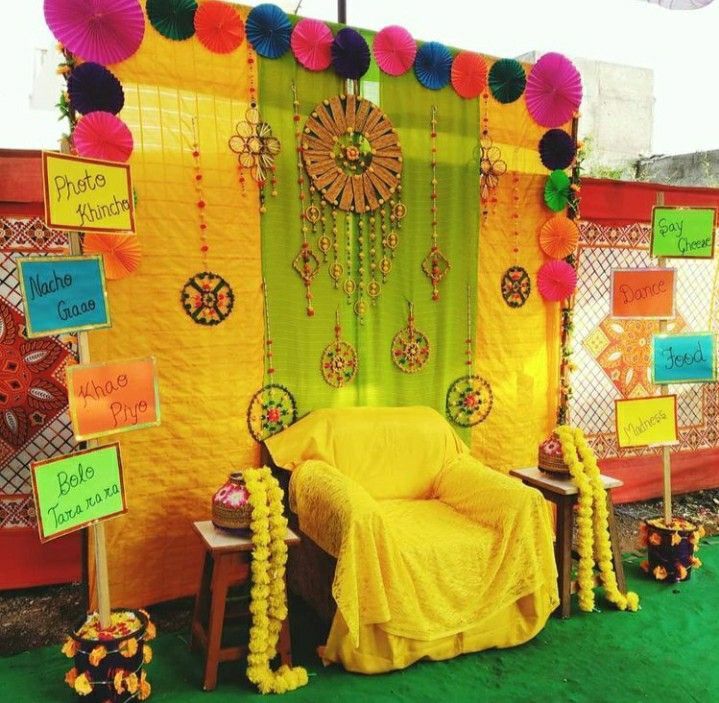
[[2, 546, 717, 702]]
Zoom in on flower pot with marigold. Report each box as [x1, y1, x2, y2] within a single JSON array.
[[639, 517, 705, 583], [62, 608, 155, 702], [212, 471, 253, 534]]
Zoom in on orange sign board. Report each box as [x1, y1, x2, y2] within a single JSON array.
[[67, 357, 160, 441], [611, 268, 676, 319]]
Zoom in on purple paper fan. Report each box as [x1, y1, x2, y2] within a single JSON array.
[[538, 129, 576, 171], [331, 27, 370, 80], [67, 62, 124, 115]]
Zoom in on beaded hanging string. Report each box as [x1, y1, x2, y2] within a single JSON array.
[[367, 212, 381, 304], [343, 214, 355, 304], [391, 300, 430, 373], [290, 82, 320, 317], [246, 278, 297, 442], [445, 284, 493, 427], [179, 114, 235, 326], [329, 207, 342, 287], [228, 44, 280, 214], [320, 308, 358, 388], [421, 105, 450, 300], [355, 214, 367, 318], [479, 89, 506, 220], [500, 170, 532, 308]]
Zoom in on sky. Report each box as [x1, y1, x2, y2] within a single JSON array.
[[2, 0, 718, 156]]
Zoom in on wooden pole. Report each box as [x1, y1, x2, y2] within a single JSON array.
[[69, 231, 111, 628], [655, 192, 672, 527]]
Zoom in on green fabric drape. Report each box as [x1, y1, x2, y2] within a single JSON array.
[[259, 34, 479, 441]]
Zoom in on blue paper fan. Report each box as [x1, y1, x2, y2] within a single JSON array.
[[414, 42, 452, 90], [245, 3, 291, 59], [331, 27, 370, 80]]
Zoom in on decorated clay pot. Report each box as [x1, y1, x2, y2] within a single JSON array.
[[63, 608, 153, 702], [538, 431, 571, 475], [641, 516, 703, 583], [212, 471, 253, 534]]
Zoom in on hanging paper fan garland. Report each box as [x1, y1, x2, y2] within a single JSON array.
[[544, 169, 572, 212], [537, 259, 577, 302], [525, 52, 582, 128], [414, 42, 453, 90], [331, 27, 371, 80], [146, 0, 197, 41], [291, 18, 333, 71], [67, 62, 124, 115], [539, 129, 576, 170], [451, 51, 488, 99], [246, 3, 291, 59], [488, 58, 526, 103], [539, 214, 580, 259], [73, 111, 134, 162], [44, 0, 145, 65], [194, 0, 244, 54], [83, 234, 141, 279], [373, 25, 416, 77]]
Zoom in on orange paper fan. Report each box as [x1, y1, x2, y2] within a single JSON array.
[[83, 233, 141, 279], [539, 215, 579, 259]]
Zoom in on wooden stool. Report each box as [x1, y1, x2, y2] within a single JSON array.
[[509, 467, 625, 619], [190, 520, 300, 691]]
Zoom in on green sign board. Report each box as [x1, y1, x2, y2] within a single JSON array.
[[30, 443, 126, 542], [651, 207, 716, 259]]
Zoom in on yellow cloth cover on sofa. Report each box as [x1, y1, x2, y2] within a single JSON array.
[[267, 407, 559, 673]]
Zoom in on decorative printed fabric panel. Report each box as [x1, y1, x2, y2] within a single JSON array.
[[0, 218, 78, 530], [573, 220, 719, 459]]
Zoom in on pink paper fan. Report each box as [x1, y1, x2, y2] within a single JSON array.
[[373, 25, 416, 76], [537, 259, 577, 302], [291, 18, 333, 71], [44, 0, 145, 65], [525, 52, 582, 128], [73, 111, 134, 162]]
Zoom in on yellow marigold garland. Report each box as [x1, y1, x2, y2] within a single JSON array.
[[556, 426, 640, 613], [244, 467, 308, 694]]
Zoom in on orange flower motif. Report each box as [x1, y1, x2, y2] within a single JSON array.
[[113, 670, 125, 695], [639, 559, 649, 573], [138, 671, 152, 701], [653, 565, 668, 581], [126, 672, 139, 694], [143, 644, 153, 665], [61, 637, 78, 658], [74, 672, 93, 696], [691, 556, 702, 568], [64, 667, 78, 688], [144, 621, 157, 642], [676, 564, 688, 580], [649, 532, 662, 546], [119, 637, 138, 658], [88, 645, 107, 667], [671, 532, 682, 547]]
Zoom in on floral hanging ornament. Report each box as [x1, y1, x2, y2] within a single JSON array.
[[246, 280, 297, 443], [229, 104, 281, 213], [180, 271, 235, 325], [422, 105, 450, 300], [446, 286, 493, 427], [478, 134, 507, 203], [321, 310, 358, 388], [501, 265, 531, 308], [391, 302, 430, 373]]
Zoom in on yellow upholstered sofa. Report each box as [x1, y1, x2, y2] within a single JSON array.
[[265, 406, 559, 674]]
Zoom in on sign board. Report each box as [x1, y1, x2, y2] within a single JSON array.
[[67, 357, 161, 441], [615, 395, 678, 449], [610, 268, 676, 319], [42, 151, 135, 234], [16, 255, 110, 338], [30, 443, 126, 543], [651, 332, 716, 384], [650, 206, 716, 259]]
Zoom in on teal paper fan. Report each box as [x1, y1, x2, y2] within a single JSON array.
[[544, 170, 572, 212], [488, 58, 526, 103], [147, 0, 197, 41]]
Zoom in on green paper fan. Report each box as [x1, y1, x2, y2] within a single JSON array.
[[488, 58, 526, 104], [544, 170, 571, 212], [147, 0, 198, 41]]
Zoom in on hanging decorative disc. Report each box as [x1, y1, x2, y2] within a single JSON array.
[[391, 305, 430, 373], [180, 271, 235, 325], [246, 383, 297, 442], [302, 94, 403, 212], [229, 105, 281, 184], [501, 265, 531, 308], [321, 336, 358, 388], [446, 374, 493, 427]]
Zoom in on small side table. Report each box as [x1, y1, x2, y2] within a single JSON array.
[[190, 520, 300, 691], [509, 467, 625, 619]]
